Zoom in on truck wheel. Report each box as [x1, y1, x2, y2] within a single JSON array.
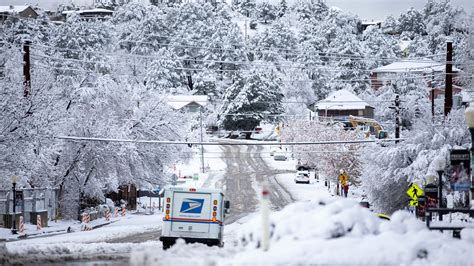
[[162, 241, 171, 250]]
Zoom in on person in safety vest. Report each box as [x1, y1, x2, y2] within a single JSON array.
[[339, 169, 349, 198]]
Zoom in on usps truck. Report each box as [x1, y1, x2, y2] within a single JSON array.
[[159, 186, 230, 249]]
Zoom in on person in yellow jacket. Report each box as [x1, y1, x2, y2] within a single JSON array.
[[339, 169, 349, 197]]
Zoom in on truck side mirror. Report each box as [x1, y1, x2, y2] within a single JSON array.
[[224, 200, 230, 213]]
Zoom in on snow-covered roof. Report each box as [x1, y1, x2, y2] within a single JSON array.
[[0, 5, 30, 13], [372, 59, 460, 74], [315, 89, 371, 110], [62, 8, 114, 15], [361, 20, 383, 25], [167, 95, 208, 110]]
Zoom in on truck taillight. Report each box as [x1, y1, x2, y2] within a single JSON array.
[[165, 214, 170, 220], [212, 211, 216, 217], [166, 204, 170, 209], [213, 200, 218, 205], [213, 206, 217, 211], [166, 210, 170, 214], [166, 197, 170, 203], [212, 217, 216, 222]]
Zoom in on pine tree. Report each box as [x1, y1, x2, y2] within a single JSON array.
[[277, 0, 287, 17], [219, 69, 284, 131]]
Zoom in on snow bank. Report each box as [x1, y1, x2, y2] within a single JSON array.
[[130, 196, 474, 265], [235, 196, 473, 265]]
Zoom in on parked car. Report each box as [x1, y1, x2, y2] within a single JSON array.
[[294, 171, 310, 184], [273, 152, 287, 161]]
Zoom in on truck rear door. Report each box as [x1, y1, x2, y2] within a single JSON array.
[[171, 191, 211, 233]]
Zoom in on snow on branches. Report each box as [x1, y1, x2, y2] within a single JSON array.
[[281, 120, 363, 184]]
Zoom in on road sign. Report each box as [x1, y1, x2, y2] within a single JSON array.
[[409, 200, 418, 206], [406, 183, 423, 200]]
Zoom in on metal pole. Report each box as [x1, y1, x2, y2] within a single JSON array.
[[199, 107, 205, 173], [438, 170, 443, 221], [12, 182, 17, 234], [23, 41, 31, 97], [261, 184, 270, 251], [395, 95, 400, 143], [444, 40, 453, 116], [470, 128, 474, 209]]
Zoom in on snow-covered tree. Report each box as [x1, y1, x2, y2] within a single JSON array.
[[398, 8, 426, 38], [277, 0, 287, 17], [362, 109, 470, 214], [282, 120, 363, 184], [381, 15, 399, 35], [256, 2, 277, 24], [219, 68, 284, 131]]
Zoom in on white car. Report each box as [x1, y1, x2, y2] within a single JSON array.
[[294, 171, 310, 184], [273, 152, 287, 161]]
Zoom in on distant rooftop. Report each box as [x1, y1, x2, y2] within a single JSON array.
[[167, 95, 208, 110], [0, 5, 30, 13], [372, 59, 460, 73], [62, 8, 113, 15], [316, 89, 371, 110]]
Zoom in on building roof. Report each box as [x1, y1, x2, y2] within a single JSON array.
[[315, 89, 371, 110], [372, 59, 460, 74], [361, 20, 383, 26], [0, 5, 30, 13], [62, 8, 114, 15], [167, 95, 208, 110]]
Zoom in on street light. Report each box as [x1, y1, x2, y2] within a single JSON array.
[[434, 156, 446, 220], [11, 176, 18, 234], [464, 105, 474, 208]]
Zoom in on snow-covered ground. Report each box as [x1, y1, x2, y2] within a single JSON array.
[[130, 195, 474, 266]]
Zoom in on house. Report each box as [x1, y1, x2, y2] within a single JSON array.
[[167, 95, 208, 113], [0, 5, 38, 23], [359, 20, 383, 32], [370, 59, 460, 91], [62, 8, 113, 21], [314, 89, 374, 119]]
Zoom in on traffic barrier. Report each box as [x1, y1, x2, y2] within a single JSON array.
[[121, 207, 126, 216], [36, 215, 42, 231], [105, 208, 111, 221], [114, 207, 119, 217], [19, 216, 25, 235], [81, 212, 92, 231]]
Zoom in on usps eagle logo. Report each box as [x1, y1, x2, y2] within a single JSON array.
[[180, 198, 205, 214]]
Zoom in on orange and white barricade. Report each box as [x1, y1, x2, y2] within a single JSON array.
[[81, 213, 92, 231], [114, 207, 119, 217], [19, 216, 25, 235], [105, 208, 111, 221], [36, 215, 42, 231], [121, 207, 126, 216]]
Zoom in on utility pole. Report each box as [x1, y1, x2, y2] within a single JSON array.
[[444, 40, 453, 116], [23, 40, 31, 97], [199, 106, 205, 173], [395, 94, 400, 143]]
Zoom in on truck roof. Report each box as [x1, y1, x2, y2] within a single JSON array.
[[166, 186, 224, 195]]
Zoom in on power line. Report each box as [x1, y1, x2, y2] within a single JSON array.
[[56, 135, 405, 145], [29, 43, 452, 73]]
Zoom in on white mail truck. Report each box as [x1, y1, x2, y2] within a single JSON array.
[[159, 186, 230, 249]]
